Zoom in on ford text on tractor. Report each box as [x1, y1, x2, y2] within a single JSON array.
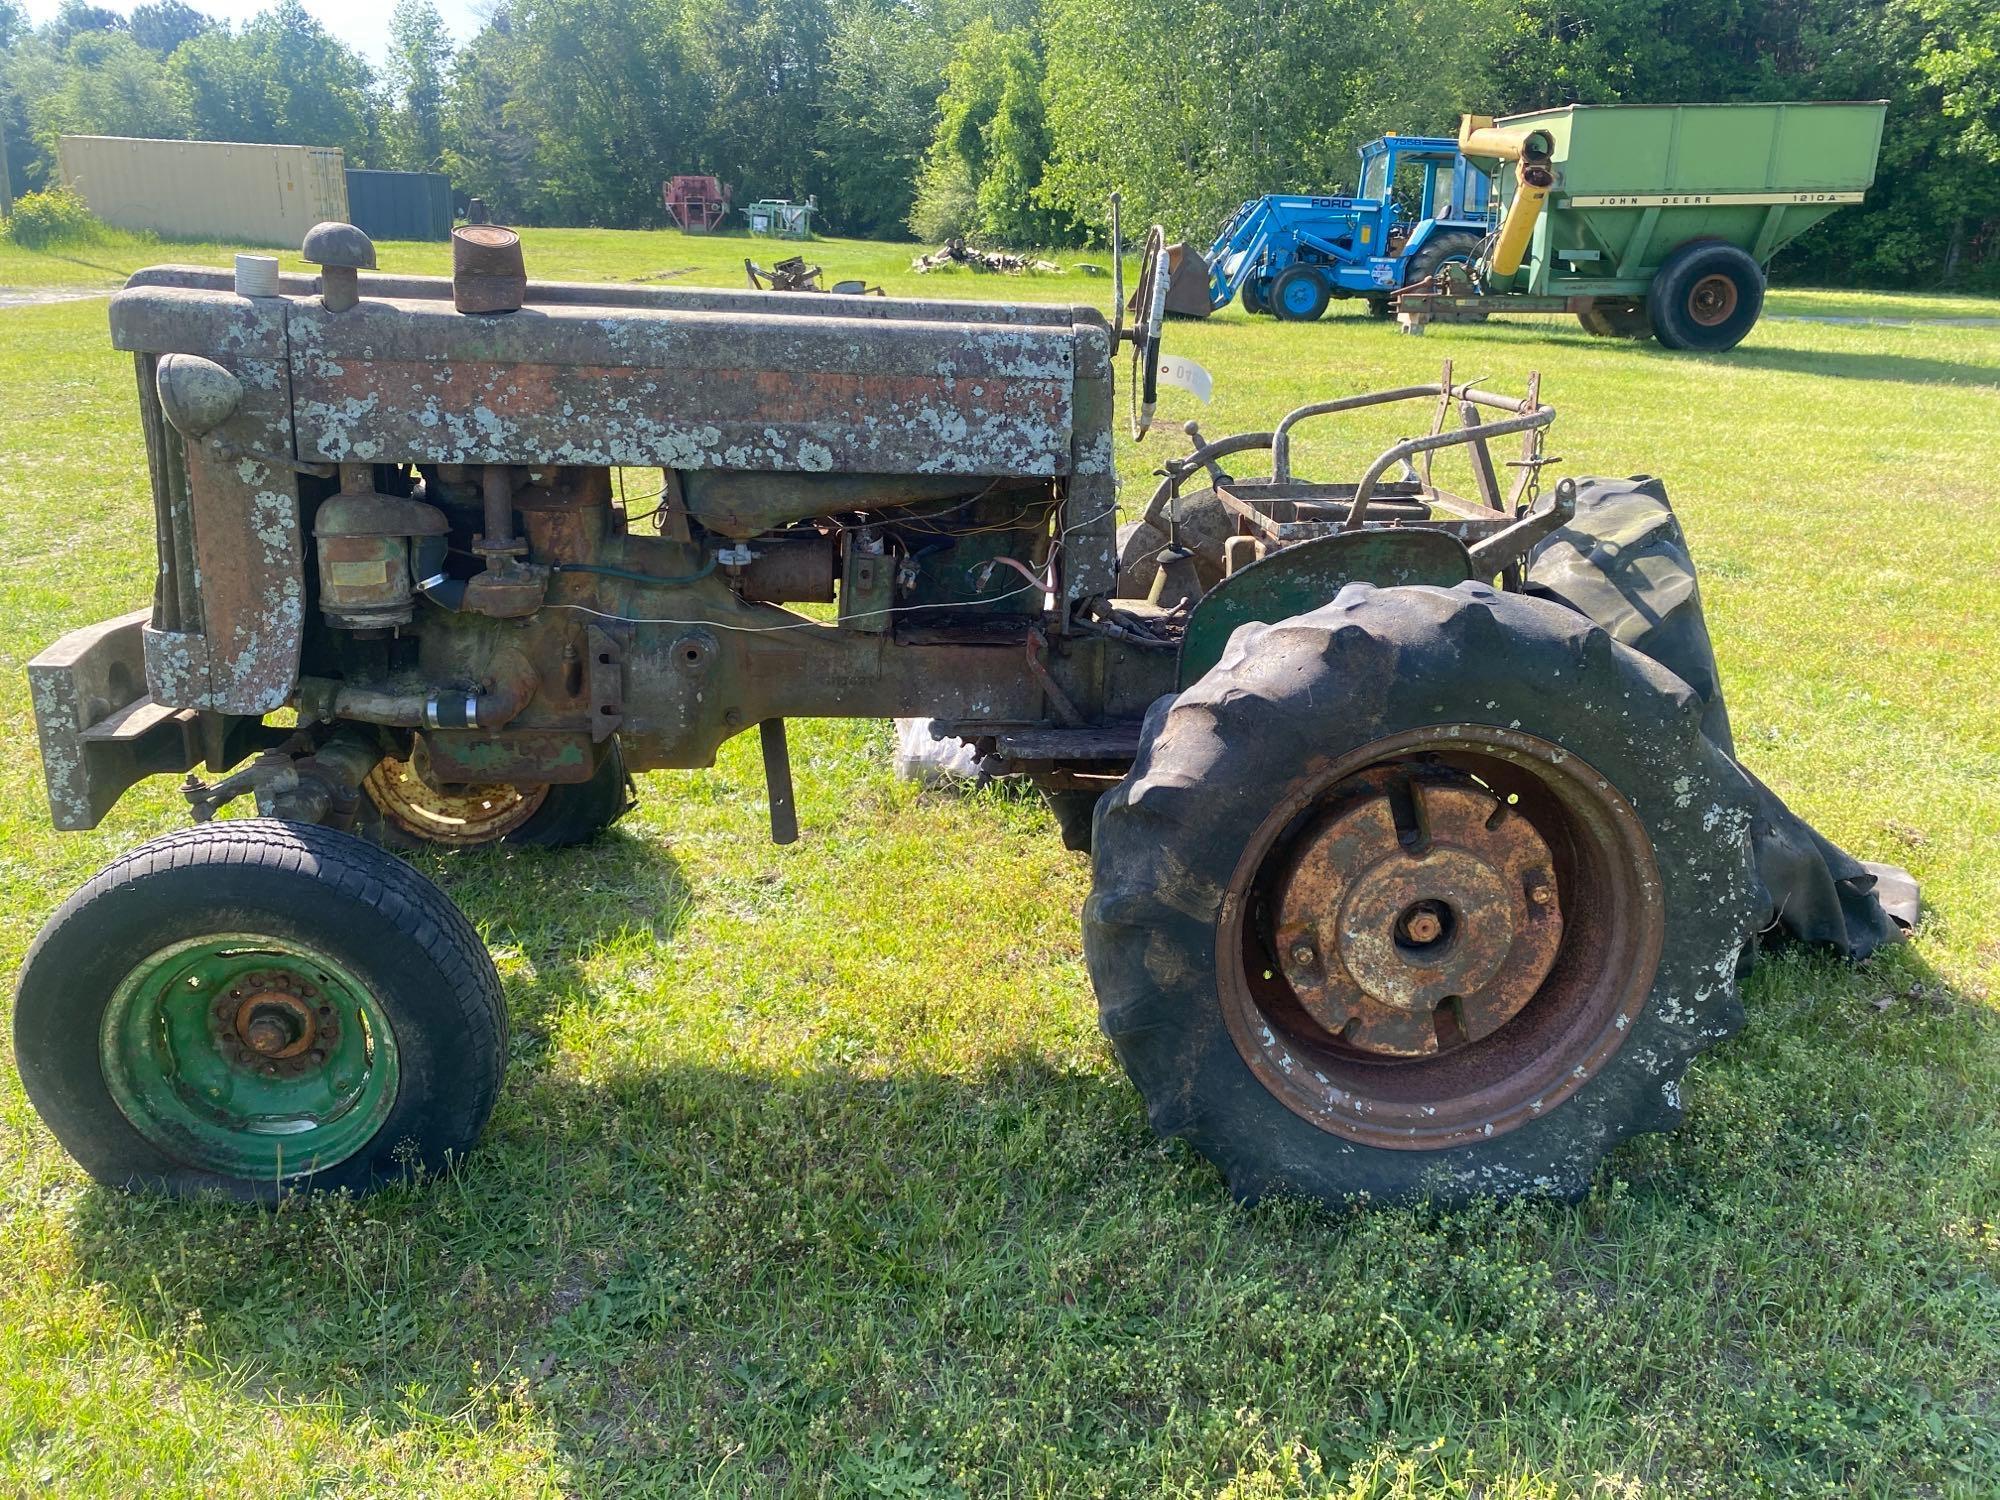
[[16, 219, 1915, 1207]]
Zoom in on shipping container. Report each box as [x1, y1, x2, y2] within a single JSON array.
[[57, 136, 348, 247], [345, 169, 452, 242]]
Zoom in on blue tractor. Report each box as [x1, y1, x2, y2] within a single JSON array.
[[1175, 136, 1494, 322]]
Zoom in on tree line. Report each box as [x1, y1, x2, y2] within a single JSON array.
[[2, 0, 1996, 287]]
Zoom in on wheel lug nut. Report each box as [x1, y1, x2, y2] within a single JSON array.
[[1530, 885, 1554, 906], [1290, 943, 1317, 966]]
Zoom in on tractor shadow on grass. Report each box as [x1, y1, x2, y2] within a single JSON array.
[[1399, 318, 2000, 387], [412, 824, 696, 1043], [53, 923, 1996, 1484], [1710, 343, 2000, 387]]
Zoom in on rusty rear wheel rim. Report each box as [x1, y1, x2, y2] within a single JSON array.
[[1687, 273, 1739, 327], [1217, 726, 1664, 1150], [364, 751, 548, 846]]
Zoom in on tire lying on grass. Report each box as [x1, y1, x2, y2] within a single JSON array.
[[1083, 581, 1762, 1206], [13, 820, 507, 1201], [1525, 477, 1911, 956]]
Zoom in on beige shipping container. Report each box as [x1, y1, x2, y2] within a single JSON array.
[[57, 136, 348, 247]]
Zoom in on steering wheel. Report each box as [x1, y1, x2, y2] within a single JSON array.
[[1126, 224, 1170, 442]]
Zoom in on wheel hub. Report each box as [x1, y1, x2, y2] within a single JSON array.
[[212, 968, 339, 1077], [101, 935, 397, 1179], [1688, 273, 1739, 326], [1272, 778, 1562, 1058]]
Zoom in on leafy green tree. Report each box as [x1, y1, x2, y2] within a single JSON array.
[[1909, 0, 2000, 164], [442, 10, 538, 218], [910, 21, 1069, 244], [454, 0, 707, 225], [48, 1, 124, 47], [682, 0, 832, 202], [818, 0, 962, 237], [172, 0, 375, 158], [26, 29, 189, 144], [382, 0, 453, 169], [127, 1, 212, 58]]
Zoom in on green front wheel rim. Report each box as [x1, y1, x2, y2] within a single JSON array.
[[100, 934, 400, 1180]]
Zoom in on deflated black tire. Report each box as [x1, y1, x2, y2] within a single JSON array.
[[1082, 582, 1762, 1206]]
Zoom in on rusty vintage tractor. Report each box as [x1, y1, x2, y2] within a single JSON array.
[[16, 222, 1913, 1206]]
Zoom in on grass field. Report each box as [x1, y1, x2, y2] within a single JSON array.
[[1, 226, 1997, 1497]]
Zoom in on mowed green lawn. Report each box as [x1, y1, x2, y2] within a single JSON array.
[[1, 226, 1996, 1497]]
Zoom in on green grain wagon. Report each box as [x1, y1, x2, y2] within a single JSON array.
[[1399, 100, 1888, 351]]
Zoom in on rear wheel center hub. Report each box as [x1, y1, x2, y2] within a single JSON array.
[[1272, 779, 1564, 1057]]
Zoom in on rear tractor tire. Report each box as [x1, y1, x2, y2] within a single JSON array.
[[1083, 582, 1762, 1206], [358, 737, 634, 850], [1403, 231, 1483, 290], [14, 820, 507, 1201]]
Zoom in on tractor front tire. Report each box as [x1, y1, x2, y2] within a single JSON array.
[[14, 820, 507, 1201], [1083, 582, 1762, 1206], [1269, 266, 1330, 323], [1240, 280, 1272, 316], [1648, 241, 1764, 352]]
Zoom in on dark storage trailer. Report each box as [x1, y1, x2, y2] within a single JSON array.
[[344, 169, 452, 242]]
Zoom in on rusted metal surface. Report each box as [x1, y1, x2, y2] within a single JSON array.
[[1270, 774, 1562, 1057], [112, 287, 306, 715], [453, 224, 527, 314], [127, 263, 1100, 330], [27, 609, 201, 830], [282, 295, 1077, 477], [214, 968, 338, 1077], [363, 752, 549, 843], [1217, 727, 1666, 1150], [1687, 273, 1740, 327], [420, 729, 598, 785]]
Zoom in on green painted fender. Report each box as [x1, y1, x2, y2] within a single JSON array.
[[1177, 529, 1474, 687]]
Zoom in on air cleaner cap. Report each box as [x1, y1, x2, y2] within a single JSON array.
[[452, 223, 527, 314]]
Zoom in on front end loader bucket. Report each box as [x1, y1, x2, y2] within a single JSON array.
[[1127, 242, 1215, 319]]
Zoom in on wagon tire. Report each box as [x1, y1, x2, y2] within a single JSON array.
[[1269, 265, 1330, 322], [1648, 241, 1764, 352], [1082, 582, 1762, 1207], [1576, 301, 1655, 341], [359, 738, 635, 850], [14, 820, 507, 1201]]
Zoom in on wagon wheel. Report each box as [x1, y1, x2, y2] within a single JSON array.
[[1647, 241, 1765, 353], [358, 737, 634, 850], [1084, 582, 1761, 1205], [13, 821, 506, 1200]]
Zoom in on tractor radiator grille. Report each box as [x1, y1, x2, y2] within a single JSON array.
[[134, 354, 200, 635]]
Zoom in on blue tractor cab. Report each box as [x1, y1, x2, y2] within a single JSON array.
[[1189, 136, 1493, 321]]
